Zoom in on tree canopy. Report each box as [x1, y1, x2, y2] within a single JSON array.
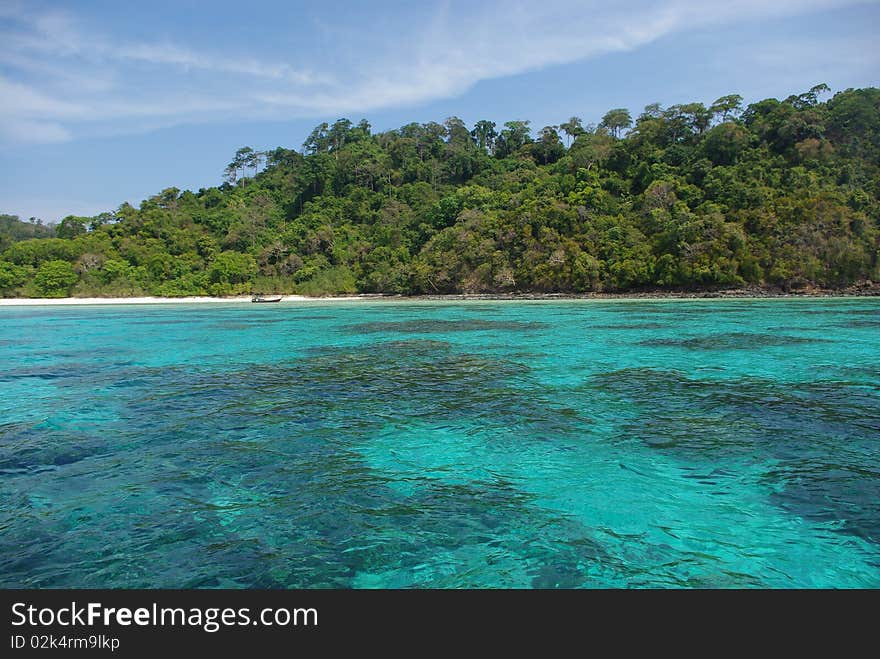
[[2, 85, 878, 297]]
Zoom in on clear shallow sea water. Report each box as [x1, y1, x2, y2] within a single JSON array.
[[0, 298, 878, 588]]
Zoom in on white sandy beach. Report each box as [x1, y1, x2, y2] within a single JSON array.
[[0, 291, 875, 306], [0, 295, 371, 306]]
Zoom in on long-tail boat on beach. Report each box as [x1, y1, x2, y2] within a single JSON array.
[[251, 294, 283, 303]]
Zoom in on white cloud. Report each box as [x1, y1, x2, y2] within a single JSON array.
[[0, 75, 86, 118], [0, 0, 873, 143], [0, 119, 71, 144]]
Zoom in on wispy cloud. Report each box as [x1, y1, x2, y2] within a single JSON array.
[[0, 0, 872, 143]]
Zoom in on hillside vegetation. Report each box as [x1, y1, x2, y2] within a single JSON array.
[[2, 85, 878, 297]]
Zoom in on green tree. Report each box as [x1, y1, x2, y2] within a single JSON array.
[[444, 116, 472, 145], [328, 119, 353, 154], [0, 261, 27, 292], [224, 147, 258, 184], [303, 123, 330, 154], [4, 238, 77, 267], [471, 120, 498, 153], [700, 123, 752, 165], [208, 251, 257, 285], [56, 215, 88, 239], [495, 121, 532, 158], [34, 260, 78, 297], [710, 94, 743, 122], [559, 116, 584, 146], [600, 108, 633, 138], [534, 126, 565, 164]]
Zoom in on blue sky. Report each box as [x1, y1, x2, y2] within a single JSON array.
[[1, 0, 878, 223]]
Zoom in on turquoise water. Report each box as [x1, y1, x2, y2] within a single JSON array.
[[1, 298, 878, 588]]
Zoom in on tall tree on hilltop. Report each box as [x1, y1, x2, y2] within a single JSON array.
[[495, 120, 532, 158], [534, 126, 565, 164], [559, 116, 584, 146], [471, 120, 498, 153], [328, 119, 353, 156], [444, 116, 473, 146], [600, 108, 632, 138], [224, 147, 257, 184], [710, 94, 743, 122], [303, 122, 330, 154]]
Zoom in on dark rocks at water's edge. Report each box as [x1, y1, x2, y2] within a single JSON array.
[[392, 280, 880, 301]]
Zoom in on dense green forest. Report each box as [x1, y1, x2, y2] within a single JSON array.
[[2, 85, 878, 297], [0, 215, 54, 249]]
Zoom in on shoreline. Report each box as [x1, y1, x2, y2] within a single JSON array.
[[0, 295, 365, 306], [1, 285, 878, 306]]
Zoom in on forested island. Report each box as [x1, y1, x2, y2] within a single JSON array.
[[1, 85, 878, 298]]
